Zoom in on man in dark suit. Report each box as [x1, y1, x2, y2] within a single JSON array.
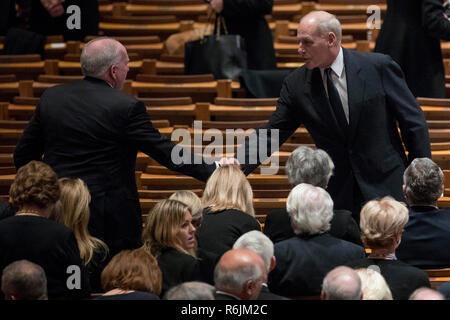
[[233, 230, 290, 300], [13, 38, 227, 255], [268, 184, 365, 298], [263, 146, 361, 245], [214, 249, 266, 300], [397, 158, 450, 268], [239, 11, 431, 216]]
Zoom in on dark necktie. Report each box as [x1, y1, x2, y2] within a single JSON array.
[[325, 67, 348, 132]]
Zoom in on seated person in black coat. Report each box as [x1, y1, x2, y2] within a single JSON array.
[[346, 196, 430, 300], [95, 248, 160, 300], [396, 158, 450, 268], [1, 260, 48, 300], [197, 165, 261, 258], [263, 146, 361, 245], [0, 161, 90, 300], [142, 199, 218, 296], [55, 178, 109, 293], [268, 184, 365, 298], [214, 249, 266, 300], [233, 230, 290, 300], [321, 266, 362, 300]]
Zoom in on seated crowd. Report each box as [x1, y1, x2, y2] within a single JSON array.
[[1, 147, 450, 300]]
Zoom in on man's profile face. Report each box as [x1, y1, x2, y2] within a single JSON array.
[[297, 19, 333, 69]]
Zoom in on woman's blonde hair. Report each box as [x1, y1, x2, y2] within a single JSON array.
[[360, 196, 409, 249], [202, 165, 255, 216], [169, 190, 203, 225], [142, 199, 196, 258], [356, 268, 393, 300], [101, 248, 162, 295], [55, 178, 108, 264]]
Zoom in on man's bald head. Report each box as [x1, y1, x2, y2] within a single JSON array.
[[321, 266, 362, 300], [214, 249, 266, 300], [409, 287, 445, 300], [81, 37, 126, 78]]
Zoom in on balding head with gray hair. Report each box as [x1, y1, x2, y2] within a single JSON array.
[[403, 158, 444, 205], [214, 249, 266, 300], [233, 231, 274, 273], [287, 183, 334, 235], [321, 266, 362, 300], [285, 146, 334, 188], [81, 37, 124, 77]]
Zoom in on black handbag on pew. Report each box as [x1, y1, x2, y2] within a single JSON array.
[[184, 15, 247, 80]]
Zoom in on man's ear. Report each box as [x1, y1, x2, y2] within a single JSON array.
[[269, 256, 276, 273], [328, 32, 337, 46], [242, 279, 256, 300]]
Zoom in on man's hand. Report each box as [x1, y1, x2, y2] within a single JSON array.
[[210, 0, 223, 13], [218, 157, 240, 168], [40, 0, 65, 18]]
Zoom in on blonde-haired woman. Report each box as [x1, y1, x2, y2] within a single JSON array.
[[346, 196, 430, 300], [169, 190, 203, 229], [142, 199, 217, 296], [197, 165, 261, 257], [56, 178, 109, 293]]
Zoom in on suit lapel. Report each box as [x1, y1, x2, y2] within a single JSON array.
[[306, 68, 346, 142], [343, 49, 366, 147]]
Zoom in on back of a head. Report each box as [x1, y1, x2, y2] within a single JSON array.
[[300, 11, 342, 43], [360, 196, 409, 249], [285, 146, 334, 188], [321, 266, 362, 300], [409, 287, 445, 300], [1, 260, 48, 300], [403, 157, 444, 205], [56, 177, 91, 232], [10, 160, 60, 209], [286, 183, 334, 235], [214, 249, 266, 300], [80, 37, 123, 78], [356, 268, 392, 300], [232, 230, 274, 273], [164, 281, 215, 300], [202, 165, 255, 216], [101, 248, 162, 296]]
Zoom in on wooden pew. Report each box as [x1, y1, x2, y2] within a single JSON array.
[[132, 74, 242, 102]]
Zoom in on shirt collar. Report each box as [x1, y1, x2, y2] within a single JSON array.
[[320, 47, 344, 78]]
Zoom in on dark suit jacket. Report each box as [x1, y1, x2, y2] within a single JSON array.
[[221, 0, 276, 70], [14, 77, 217, 255], [263, 208, 362, 246], [258, 284, 290, 300], [346, 258, 430, 300], [240, 49, 431, 212], [397, 206, 450, 268], [0, 215, 90, 300], [268, 233, 365, 297], [375, 0, 450, 98]]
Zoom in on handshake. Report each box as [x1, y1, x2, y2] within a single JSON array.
[[40, 0, 65, 18]]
